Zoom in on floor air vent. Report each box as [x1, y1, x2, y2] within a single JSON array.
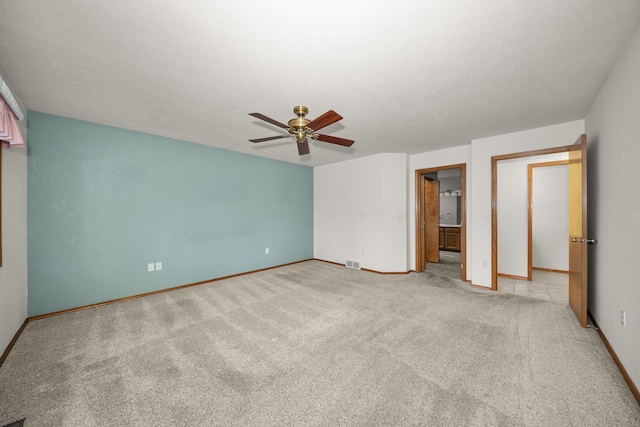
[[345, 260, 361, 270]]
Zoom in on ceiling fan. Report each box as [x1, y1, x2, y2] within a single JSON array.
[[249, 106, 355, 155]]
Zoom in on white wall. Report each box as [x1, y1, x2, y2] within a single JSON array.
[[380, 155, 410, 272], [438, 175, 461, 225], [585, 20, 640, 391], [439, 196, 459, 225], [532, 164, 568, 271], [314, 153, 408, 272], [437, 176, 461, 193], [470, 120, 585, 287], [0, 148, 28, 354], [409, 145, 471, 272], [496, 153, 568, 278], [0, 69, 28, 357]]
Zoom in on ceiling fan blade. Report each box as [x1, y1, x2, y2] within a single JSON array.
[[250, 135, 290, 143], [297, 138, 310, 155], [315, 134, 355, 147], [249, 113, 289, 129], [306, 110, 343, 132]]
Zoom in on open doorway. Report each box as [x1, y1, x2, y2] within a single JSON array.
[[491, 135, 589, 327], [494, 153, 569, 302], [415, 164, 467, 281], [528, 161, 570, 301]]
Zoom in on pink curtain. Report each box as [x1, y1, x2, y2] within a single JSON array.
[[0, 98, 25, 148]]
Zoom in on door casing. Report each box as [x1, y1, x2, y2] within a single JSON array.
[[491, 136, 588, 327], [415, 163, 467, 281]]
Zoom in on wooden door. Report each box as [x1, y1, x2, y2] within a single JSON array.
[[568, 134, 588, 327], [424, 178, 440, 264]]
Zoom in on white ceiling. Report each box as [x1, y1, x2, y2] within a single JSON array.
[[1, 1, 639, 167]]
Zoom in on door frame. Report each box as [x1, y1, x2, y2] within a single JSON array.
[[527, 160, 570, 280], [491, 143, 581, 290], [415, 163, 467, 281]]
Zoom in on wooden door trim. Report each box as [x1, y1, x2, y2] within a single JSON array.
[[415, 163, 466, 281], [415, 170, 425, 272], [491, 143, 582, 290], [527, 160, 569, 280]]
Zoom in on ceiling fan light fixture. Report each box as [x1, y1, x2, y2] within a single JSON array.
[[249, 105, 355, 155]]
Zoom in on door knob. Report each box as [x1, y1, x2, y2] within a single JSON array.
[[571, 238, 597, 244]]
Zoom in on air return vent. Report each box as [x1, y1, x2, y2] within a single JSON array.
[[345, 260, 361, 270]]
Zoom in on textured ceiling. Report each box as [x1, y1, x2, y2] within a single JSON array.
[[1, 1, 639, 167]]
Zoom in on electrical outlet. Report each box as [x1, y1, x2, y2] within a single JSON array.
[[155, 262, 162, 271], [482, 260, 488, 268], [265, 248, 269, 254], [147, 263, 154, 272], [621, 309, 626, 327]]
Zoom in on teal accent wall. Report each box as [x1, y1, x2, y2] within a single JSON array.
[[27, 112, 313, 316]]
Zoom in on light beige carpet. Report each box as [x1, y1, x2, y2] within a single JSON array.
[[1, 260, 638, 426], [425, 250, 462, 279]]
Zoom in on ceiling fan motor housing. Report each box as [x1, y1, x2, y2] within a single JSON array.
[[288, 117, 310, 130], [288, 106, 311, 141]]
